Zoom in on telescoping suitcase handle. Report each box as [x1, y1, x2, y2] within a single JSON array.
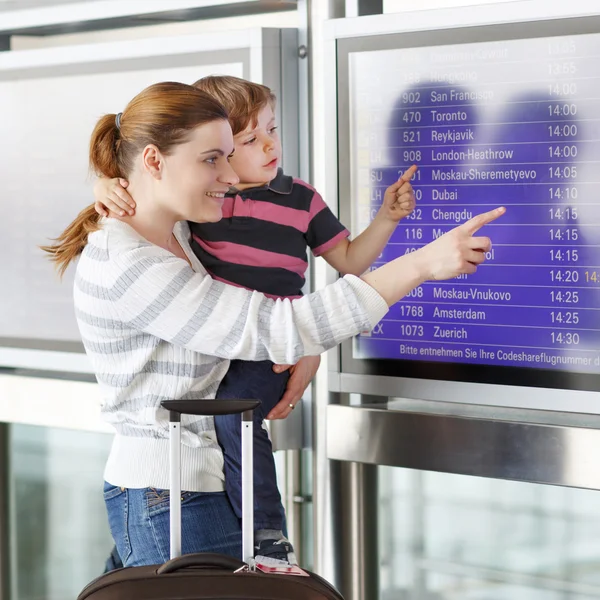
[[160, 399, 261, 567]]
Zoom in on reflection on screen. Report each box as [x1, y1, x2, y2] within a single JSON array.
[[350, 35, 600, 373]]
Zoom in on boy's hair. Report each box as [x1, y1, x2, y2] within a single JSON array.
[[192, 75, 276, 136]]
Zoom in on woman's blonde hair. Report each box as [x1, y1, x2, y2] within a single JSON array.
[[42, 81, 228, 276], [192, 75, 276, 136]]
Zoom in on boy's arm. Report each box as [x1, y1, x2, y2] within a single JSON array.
[[321, 214, 397, 276], [321, 165, 417, 276]]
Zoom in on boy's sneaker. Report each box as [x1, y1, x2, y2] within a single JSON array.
[[254, 538, 298, 565]]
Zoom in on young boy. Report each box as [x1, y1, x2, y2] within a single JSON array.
[[94, 75, 416, 564]]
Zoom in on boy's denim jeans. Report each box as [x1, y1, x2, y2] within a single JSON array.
[[214, 359, 290, 531]]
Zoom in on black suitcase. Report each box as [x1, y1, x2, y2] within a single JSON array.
[[78, 399, 344, 600]]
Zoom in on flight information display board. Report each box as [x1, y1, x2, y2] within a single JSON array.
[[346, 31, 600, 381]]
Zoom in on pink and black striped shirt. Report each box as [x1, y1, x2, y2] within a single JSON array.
[[190, 169, 349, 298]]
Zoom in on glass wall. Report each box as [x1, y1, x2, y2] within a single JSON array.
[[7, 423, 309, 599], [379, 467, 600, 599], [8, 424, 113, 600]]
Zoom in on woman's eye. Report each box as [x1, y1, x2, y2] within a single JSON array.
[[205, 157, 217, 165]]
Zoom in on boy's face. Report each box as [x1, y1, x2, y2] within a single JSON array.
[[230, 103, 281, 189]]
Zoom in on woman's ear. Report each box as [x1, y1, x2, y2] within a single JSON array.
[[141, 144, 163, 180]]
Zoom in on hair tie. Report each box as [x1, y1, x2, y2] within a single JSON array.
[[115, 112, 122, 130]]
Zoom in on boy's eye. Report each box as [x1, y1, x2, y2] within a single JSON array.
[[269, 126, 278, 134], [244, 137, 257, 145]]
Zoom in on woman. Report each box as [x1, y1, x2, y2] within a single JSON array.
[[43, 81, 503, 567]]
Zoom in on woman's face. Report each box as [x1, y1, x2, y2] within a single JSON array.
[[158, 119, 239, 223]]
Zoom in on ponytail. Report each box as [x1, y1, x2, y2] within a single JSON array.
[[41, 114, 121, 277], [89, 113, 123, 179], [41, 204, 101, 278]]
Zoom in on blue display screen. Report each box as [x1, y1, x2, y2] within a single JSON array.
[[350, 34, 600, 374]]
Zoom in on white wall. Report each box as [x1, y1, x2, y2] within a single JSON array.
[[384, 0, 527, 11], [11, 10, 298, 50], [0, 0, 80, 9]]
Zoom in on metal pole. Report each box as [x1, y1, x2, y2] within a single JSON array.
[[283, 450, 304, 564], [410, 470, 427, 598], [241, 410, 254, 565], [0, 423, 11, 600], [339, 461, 379, 600], [168, 414, 182, 560], [304, 0, 348, 585], [296, 0, 311, 185]]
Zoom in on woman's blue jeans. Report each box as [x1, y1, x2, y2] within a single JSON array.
[[104, 482, 242, 567]]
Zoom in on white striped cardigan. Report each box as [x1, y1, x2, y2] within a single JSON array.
[[74, 218, 388, 491]]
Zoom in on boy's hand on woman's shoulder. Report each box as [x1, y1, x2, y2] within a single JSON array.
[[93, 177, 135, 218]]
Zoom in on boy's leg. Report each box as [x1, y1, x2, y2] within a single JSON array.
[[214, 359, 289, 527], [213, 412, 284, 529], [103, 545, 123, 573], [213, 360, 297, 562]]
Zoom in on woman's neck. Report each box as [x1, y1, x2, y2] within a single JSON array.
[[127, 212, 177, 250], [117, 184, 178, 252]]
